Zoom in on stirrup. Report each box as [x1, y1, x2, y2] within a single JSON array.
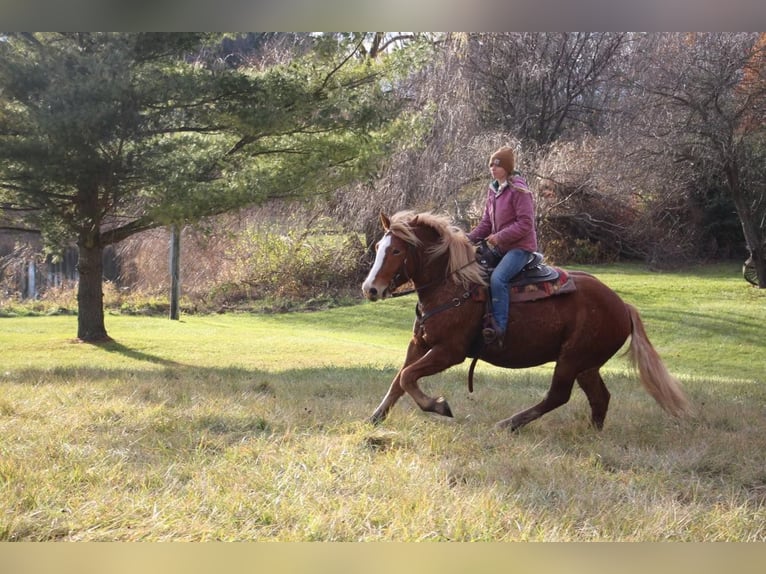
[[482, 327, 504, 347], [482, 311, 504, 346]]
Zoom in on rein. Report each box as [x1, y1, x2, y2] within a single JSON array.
[[384, 240, 481, 325], [389, 242, 478, 299], [390, 286, 418, 298]]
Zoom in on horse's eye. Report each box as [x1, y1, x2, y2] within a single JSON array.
[[392, 248, 401, 255]]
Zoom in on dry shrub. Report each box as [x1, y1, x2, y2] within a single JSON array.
[[115, 205, 365, 311], [531, 136, 699, 265]]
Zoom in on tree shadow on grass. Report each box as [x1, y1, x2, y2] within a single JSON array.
[[2, 361, 399, 391], [94, 339, 186, 368], [643, 307, 765, 347]]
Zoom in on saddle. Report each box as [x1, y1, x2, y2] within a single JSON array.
[[509, 251, 558, 285], [476, 248, 576, 303]]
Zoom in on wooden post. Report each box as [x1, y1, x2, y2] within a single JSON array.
[[26, 259, 36, 299], [169, 225, 181, 320]]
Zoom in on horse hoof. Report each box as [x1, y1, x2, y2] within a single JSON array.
[[368, 412, 385, 426], [495, 418, 520, 432], [591, 418, 605, 431], [434, 397, 453, 418]]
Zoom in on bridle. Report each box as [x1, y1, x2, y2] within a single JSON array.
[[388, 243, 418, 298], [386, 235, 474, 298]]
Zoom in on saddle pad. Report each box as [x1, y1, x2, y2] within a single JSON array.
[[510, 268, 576, 302]]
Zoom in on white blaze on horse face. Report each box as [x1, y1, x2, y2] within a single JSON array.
[[362, 233, 394, 300]]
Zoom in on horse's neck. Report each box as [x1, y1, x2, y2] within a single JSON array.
[[412, 257, 456, 303]]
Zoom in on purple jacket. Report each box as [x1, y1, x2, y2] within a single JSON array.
[[467, 175, 538, 254]]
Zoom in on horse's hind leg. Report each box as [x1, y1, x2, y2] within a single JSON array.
[[576, 368, 611, 430], [496, 362, 577, 431]]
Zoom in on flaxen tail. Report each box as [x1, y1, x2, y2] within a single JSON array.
[[626, 304, 692, 417]]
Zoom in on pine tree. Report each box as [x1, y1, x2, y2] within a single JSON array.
[[0, 33, 418, 339]]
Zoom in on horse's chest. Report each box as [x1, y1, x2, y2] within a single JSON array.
[[414, 310, 481, 348]]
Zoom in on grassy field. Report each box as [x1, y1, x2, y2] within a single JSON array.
[[0, 262, 765, 541]]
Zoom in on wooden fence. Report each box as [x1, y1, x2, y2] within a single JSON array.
[[0, 240, 121, 299]]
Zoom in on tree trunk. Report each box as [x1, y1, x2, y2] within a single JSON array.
[[724, 161, 765, 288], [750, 247, 766, 288], [76, 237, 109, 342], [169, 225, 181, 320]]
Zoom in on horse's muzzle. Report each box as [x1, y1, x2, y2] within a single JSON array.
[[363, 285, 387, 301], [362, 279, 390, 302]]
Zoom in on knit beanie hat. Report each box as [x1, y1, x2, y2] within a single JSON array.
[[489, 146, 515, 174]]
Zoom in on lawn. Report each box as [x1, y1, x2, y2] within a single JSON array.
[[0, 262, 764, 542]]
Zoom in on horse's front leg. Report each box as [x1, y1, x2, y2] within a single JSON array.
[[369, 342, 462, 423], [396, 345, 463, 418], [369, 369, 407, 425], [369, 340, 426, 425]]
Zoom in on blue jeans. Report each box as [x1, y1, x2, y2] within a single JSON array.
[[489, 248, 530, 333]]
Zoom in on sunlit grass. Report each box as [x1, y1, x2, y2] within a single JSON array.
[[0, 263, 764, 541]]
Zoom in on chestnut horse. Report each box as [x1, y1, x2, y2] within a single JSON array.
[[361, 210, 690, 431]]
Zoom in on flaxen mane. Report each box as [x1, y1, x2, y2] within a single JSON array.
[[388, 211, 487, 290]]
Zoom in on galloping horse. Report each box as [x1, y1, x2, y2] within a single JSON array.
[[361, 210, 690, 431]]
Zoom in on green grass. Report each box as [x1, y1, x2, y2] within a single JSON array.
[[0, 263, 764, 541]]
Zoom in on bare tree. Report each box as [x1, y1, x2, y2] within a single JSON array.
[[330, 33, 494, 251], [625, 33, 766, 286], [333, 32, 766, 278], [332, 33, 632, 251], [462, 32, 628, 145]]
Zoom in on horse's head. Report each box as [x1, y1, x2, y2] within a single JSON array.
[[362, 210, 486, 302], [362, 213, 414, 301]]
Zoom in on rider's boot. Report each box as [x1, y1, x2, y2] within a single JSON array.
[[482, 315, 505, 348]]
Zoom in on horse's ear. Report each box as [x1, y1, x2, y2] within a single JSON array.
[[380, 212, 391, 231]]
